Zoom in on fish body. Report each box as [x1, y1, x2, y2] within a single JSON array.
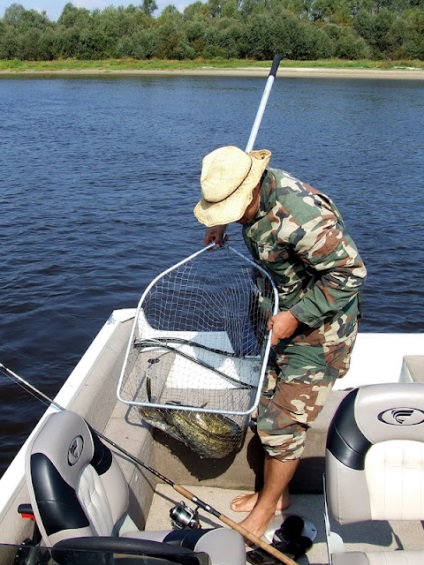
[[138, 407, 183, 441], [139, 406, 243, 459], [171, 410, 243, 459]]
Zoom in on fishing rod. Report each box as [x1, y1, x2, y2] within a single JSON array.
[[0, 362, 297, 565]]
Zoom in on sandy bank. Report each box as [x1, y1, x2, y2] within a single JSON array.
[[1, 66, 423, 80]]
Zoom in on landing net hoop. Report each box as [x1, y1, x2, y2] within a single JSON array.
[[117, 245, 278, 420]]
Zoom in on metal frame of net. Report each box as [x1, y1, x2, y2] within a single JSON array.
[[117, 245, 278, 458], [118, 244, 278, 414]]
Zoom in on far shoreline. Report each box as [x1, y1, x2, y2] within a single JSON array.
[[1, 66, 423, 80]]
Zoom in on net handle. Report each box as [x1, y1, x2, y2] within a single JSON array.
[[245, 54, 282, 153]]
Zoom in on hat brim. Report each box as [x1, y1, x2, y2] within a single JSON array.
[[194, 150, 271, 227]]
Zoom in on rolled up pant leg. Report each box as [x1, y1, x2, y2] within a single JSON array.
[[257, 336, 355, 461]]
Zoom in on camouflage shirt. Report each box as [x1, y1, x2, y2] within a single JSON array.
[[242, 168, 367, 345]]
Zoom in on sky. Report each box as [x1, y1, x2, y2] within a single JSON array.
[[0, 0, 192, 21]]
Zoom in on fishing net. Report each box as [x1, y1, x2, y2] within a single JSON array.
[[117, 244, 278, 458]]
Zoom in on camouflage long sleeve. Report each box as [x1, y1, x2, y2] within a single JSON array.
[[243, 168, 366, 331], [286, 198, 366, 328]]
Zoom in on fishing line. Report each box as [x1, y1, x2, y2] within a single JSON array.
[[0, 362, 296, 565]]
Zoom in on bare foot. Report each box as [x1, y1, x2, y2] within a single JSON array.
[[230, 491, 290, 513], [238, 503, 277, 541]]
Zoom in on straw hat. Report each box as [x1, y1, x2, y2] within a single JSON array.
[[194, 146, 271, 227]]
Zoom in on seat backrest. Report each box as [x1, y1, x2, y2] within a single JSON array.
[[325, 383, 424, 524], [26, 410, 129, 546]]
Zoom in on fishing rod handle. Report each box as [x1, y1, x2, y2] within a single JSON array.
[[219, 514, 298, 565], [173, 484, 297, 565]]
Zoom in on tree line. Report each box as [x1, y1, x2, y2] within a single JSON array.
[[0, 1, 423, 62]]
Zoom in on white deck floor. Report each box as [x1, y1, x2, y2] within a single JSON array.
[[146, 485, 424, 564]]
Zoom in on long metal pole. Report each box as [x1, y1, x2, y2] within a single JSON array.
[[245, 54, 282, 153], [212, 54, 282, 242], [0, 363, 297, 565]]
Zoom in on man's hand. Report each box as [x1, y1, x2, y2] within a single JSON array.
[[267, 311, 300, 346], [203, 224, 228, 247]]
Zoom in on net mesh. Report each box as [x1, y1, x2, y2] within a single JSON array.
[[117, 245, 277, 458]]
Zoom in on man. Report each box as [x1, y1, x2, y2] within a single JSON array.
[[194, 146, 366, 539]]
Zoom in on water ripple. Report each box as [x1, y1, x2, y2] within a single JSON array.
[[0, 75, 423, 475]]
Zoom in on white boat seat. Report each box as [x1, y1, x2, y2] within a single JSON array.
[[332, 551, 424, 565], [25, 410, 246, 565], [325, 383, 424, 565]]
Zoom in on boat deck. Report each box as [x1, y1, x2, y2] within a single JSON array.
[[1, 311, 424, 563], [146, 484, 424, 564]]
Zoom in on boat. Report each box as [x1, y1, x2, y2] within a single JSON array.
[[0, 301, 423, 564], [1, 55, 423, 564]]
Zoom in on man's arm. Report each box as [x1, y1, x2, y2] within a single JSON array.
[[288, 214, 366, 328]]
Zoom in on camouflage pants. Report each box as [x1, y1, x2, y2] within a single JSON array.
[[257, 333, 357, 461]]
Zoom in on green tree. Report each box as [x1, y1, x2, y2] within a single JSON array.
[[153, 17, 194, 58], [3, 3, 26, 26], [401, 8, 424, 58], [292, 21, 334, 59], [221, 0, 240, 18], [74, 28, 109, 59], [214, 17, 247, 56], [245, 12, 279, 59], [184, 19, 208, 56], [37, 29, 57, 60], [0, 29, 19, 58], [136, 29, 160, 58], [354, 8, 399, 57], [239, 0, 270, 17], [183, 1, 210, 20], [275, 13, 304, 58], [207, 0, 227, 18], [309, 0, 352, 23], [4, 3, 51, 30], [324, 22, 370, 57], [203, 25, 228, 57], [15, 28, 41, 59], [1, 0, 423, 61], [142, 0, 158, 17], [58, 3, 91, 28], [55, 28, 82, 58], [91, 6, 123, 40], [158, 4, 183, 21]]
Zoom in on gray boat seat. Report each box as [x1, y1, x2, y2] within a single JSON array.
[[324, 383, 424, 565], [25, 410, 246, 565]]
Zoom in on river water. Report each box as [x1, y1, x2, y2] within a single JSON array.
[[1, 74, 423, 476]]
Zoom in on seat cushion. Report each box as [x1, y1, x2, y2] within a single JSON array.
[[365, 440, 424, 520], [122, 528, 246, 565], [333, 550, 424, 565]]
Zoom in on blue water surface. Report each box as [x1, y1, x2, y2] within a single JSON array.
[[0, 74, 423, 474]]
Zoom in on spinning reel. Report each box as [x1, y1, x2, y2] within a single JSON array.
[[170, 501, 201, 530]]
